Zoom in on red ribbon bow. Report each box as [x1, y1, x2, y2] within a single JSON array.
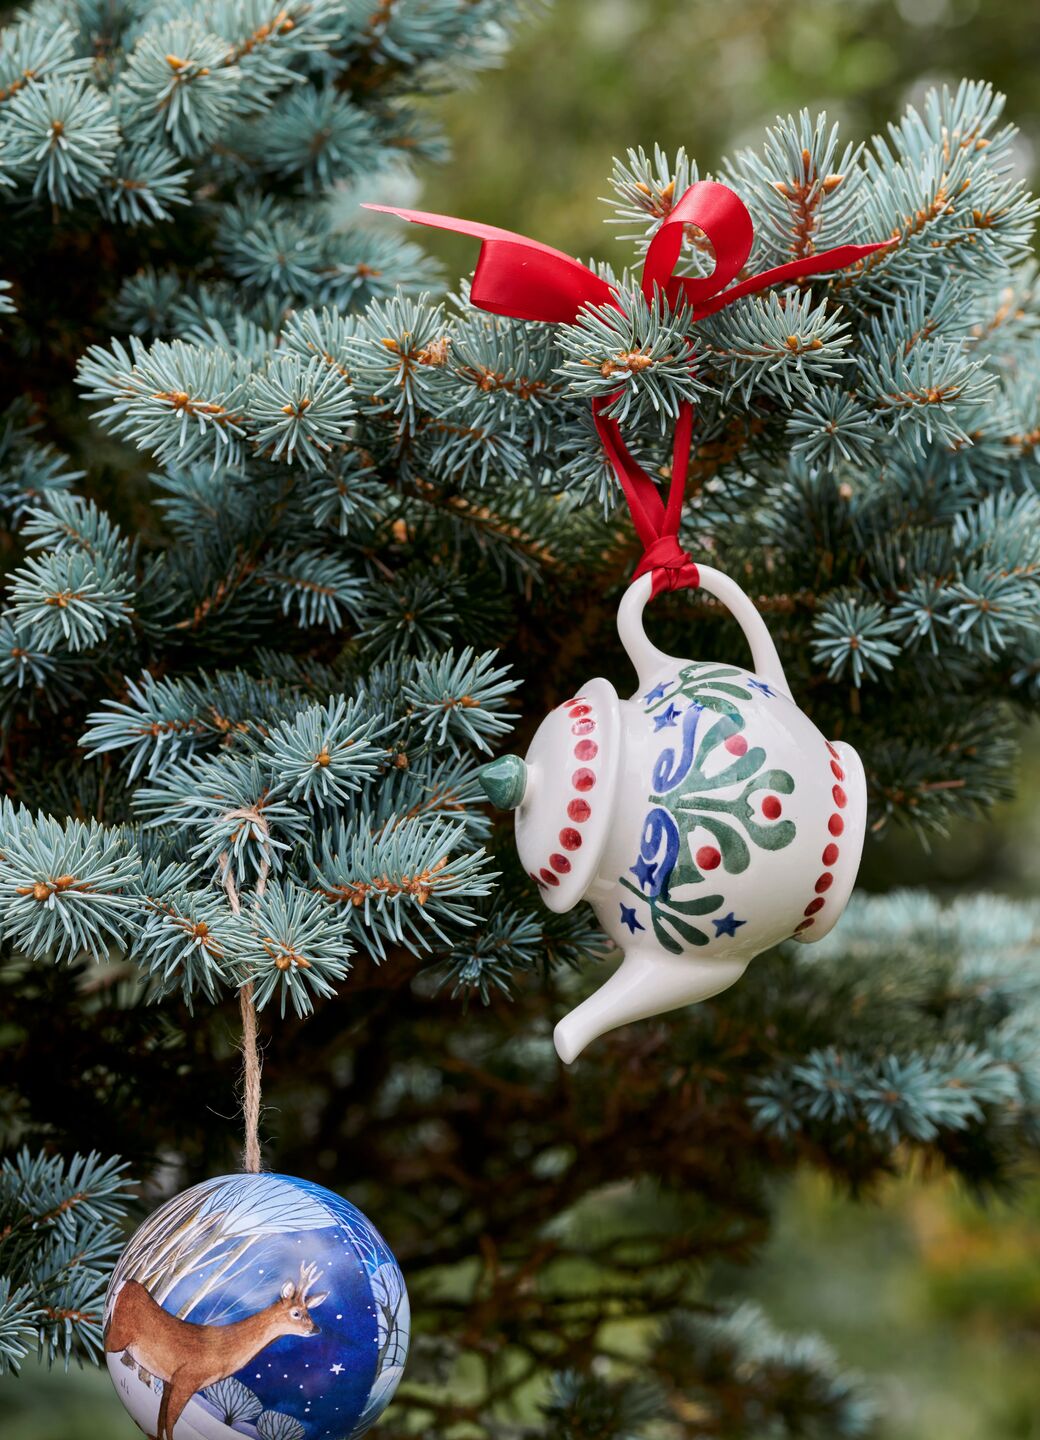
[[366, 182, 891, 596]]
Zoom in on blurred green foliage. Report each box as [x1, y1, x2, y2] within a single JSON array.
[[0, 1360, 124, 1440], [730, 1171, 1040, 1440], [856, 740, 1040, 897], [426, 0, 1040, 272]]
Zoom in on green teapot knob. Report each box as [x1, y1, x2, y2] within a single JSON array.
[[478, 754, 527, 810]]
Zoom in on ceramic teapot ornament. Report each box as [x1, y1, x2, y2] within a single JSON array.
[[480, 569, 867, 1063], [367, 181, 888, 1064]]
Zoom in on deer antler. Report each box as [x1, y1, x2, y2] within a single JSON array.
[[297, 1261, 325, 1306]]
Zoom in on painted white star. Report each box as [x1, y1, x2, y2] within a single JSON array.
[[330, 1363, 344, 1375]]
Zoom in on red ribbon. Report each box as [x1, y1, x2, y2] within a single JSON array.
[[365, 182, 892, 596]]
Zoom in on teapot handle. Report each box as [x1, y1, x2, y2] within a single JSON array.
[[617, 567, 794, 701]]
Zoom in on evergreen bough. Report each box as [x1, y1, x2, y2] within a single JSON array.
[[0, 2, 1037, 1434]]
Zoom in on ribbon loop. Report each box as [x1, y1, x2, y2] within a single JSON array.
[[364, 188, 893, 597], [643, 180, 754, 308], [363, 204, 612, 324]]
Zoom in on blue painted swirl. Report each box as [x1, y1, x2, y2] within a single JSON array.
[[651, 702, 704, 793]]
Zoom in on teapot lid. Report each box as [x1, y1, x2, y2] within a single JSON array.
[[514, 677, 620, 913]]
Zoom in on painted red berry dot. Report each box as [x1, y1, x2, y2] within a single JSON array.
[[830, 759, 845, 781], [828, 814, 844, 836], [724, 734, 748, 756], [696, 846, 722, 870], [832, 784, 847, 808], [815, 872, 834, 893], [540, 868, 560, 886], [550, 853, 571, 874], [822, 842, 840, 866], [805, 897, 826, 916], [826, 741, 839, 758], [795, 918, 815, 932], [559, 828, 583, 850], [573, 768, 596, 791], [569, 704, 592, 718], [574, 739, 598, 761], [567, 798, 591, 822], [761, 795, 782, 820], [530, 871, 544, 886], [562, 697, 583, 706], [572, 718, 595, 735]]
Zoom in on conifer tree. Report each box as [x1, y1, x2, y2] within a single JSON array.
[[0, 3, 1038, 1435]]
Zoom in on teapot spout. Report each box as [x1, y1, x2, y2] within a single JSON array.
[[553, 947, 748, 1064]]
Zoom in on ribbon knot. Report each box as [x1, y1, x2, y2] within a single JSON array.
[[634, 535, 699, 592], [365, 183, 892, 596]]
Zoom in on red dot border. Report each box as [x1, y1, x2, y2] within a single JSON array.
[[532, 697, 598, 890], [796, 743, 846, 934]]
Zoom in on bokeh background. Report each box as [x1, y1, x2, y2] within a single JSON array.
[[4, 0, 1040, 1436]]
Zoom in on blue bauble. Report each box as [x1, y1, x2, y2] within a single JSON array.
[[104, 1173, 409, 1440]]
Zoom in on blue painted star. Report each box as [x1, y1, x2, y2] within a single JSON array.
[[653, 702, 682, 730], [747, 678, 776, 697], [712, 911, 747, 938], [619, 903, 645, 933], [629, 855, 658, 891], [644, 680, 669, 704]]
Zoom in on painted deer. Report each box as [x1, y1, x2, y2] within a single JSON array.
[[105, 1260, 328, 1440]]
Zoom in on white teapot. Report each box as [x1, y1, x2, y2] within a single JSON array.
[[480, 568, 867, 1063]]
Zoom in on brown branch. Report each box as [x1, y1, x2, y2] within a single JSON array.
[[772, 153, 845, 260]]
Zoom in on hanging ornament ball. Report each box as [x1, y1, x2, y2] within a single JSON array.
[[103, 1172, 409, 1440]]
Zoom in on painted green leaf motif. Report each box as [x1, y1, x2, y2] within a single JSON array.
[[691, 717, 767, 792], [675, 767, 797, 866], [651, 702, 797, 884], [691, 809, 751, 874], [694, 708, 741, 766], [631, 661, 797, 918], [645, 663, 748, 723], [619, 876, 722, 955], [665, 848, 706, 896]]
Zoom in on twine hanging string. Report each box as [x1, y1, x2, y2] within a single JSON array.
[[237, 982, 262, 1176], [365, 183, 893, 589], [221, 809, 271, 1176]]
